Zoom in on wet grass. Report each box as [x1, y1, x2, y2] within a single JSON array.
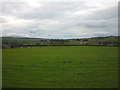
[[2, 46, 118, 88]]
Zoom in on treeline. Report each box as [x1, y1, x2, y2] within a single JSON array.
[[2, 44, 114, 49], [2, 36, 120, 48]]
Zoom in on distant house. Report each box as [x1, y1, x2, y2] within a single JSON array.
[[83, 41, 87, 43], [80, 42, 82, 44], [80, 41, 87, 44]]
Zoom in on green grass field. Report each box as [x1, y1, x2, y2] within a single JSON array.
[[2, 46, 118, 88]]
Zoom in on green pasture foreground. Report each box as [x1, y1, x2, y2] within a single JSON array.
[[2, 46, 118, 88]]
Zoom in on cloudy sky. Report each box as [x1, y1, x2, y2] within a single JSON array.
[[0, 0, 119, 39]]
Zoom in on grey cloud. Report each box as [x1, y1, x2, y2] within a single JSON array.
[[1, 1, 118, 39], [0, 17, 5, 23], [2, 2, 25, 15], [93, 32, 112, 37], [2, 2, 96, 20], [76, 20, 107, 28], [88, 6, 117, 20], [28, 29, 43, 34]]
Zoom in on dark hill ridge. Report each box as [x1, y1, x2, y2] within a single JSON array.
[[1, 36, 120, 48]]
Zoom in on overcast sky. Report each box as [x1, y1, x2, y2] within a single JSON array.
[[0, 0, 119, 39]]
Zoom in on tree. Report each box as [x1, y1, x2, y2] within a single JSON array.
[[36, 43, 40, 46]]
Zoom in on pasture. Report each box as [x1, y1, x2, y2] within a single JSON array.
[[2, 46, 118, 88]]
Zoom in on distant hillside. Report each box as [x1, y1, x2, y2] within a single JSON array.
[[1, 36, 120, 48]]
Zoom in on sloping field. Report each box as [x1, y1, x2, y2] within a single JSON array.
[[2, 46, 118, 88]]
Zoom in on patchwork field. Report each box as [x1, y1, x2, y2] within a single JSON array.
[[2, 46, 118, 88]]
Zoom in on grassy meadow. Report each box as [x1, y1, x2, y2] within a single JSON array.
[[2, 46, 118, 88]]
